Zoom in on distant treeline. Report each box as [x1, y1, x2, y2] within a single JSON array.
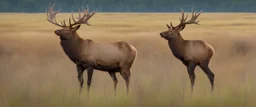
[[0, 0, 255, 12]]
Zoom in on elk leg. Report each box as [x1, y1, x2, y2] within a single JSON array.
[[186, 62, 196, 92], [120, 69, 130, 94], [87, 66, 94, 94], [199, 63, 215, 91], [108, 71, 118, 94], [76, 64, 86, 93]]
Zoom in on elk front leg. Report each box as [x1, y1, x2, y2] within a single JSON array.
[[87, 66, 94, 94], [76, 64, 86, 93], [108, 71, 118, 94], [186, 62, 196, 92], [120, 69, 130, 95]]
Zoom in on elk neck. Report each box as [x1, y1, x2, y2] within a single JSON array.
[[60, 32, 85, 63], [167, 33, 186, 60]]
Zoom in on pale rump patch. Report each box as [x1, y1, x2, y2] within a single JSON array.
[[184, 40, 214, 63]]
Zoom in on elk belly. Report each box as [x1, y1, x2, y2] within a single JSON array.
[[92, 59, 120, 71], [87, 52, 121, 71]]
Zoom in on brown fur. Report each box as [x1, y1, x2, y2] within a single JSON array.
[[160, 9, 215, 92], [54, 26, 137, 94], [46, 4, 137, 94]]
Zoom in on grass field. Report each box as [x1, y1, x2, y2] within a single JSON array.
[[0, 12, 256, 107]]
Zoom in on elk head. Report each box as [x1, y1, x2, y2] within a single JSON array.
[[160, 8, 202, 40], [46, 3, 96, 40]]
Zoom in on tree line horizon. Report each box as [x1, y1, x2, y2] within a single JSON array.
[[0, 0, 255, 12]]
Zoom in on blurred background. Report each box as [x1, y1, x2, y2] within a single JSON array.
[[0, 0, 256, 12]]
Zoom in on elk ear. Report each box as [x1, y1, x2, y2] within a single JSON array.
[[71, 25, 81, 32]]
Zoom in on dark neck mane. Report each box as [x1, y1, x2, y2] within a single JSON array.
[[167, 33, 186, 61], [60, 32, 84, 63]]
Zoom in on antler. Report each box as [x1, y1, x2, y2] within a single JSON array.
[[182, 8, 202, 25], [46, 3, 96, 28], [69, 5, 96, 27], [46, 3, 67, 27], [168, 7, 202, 30]]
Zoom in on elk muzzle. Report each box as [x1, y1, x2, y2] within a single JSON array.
[[160, 33, 164, 37], [160, 32, 166, 38], [54, 30, 60, 36]]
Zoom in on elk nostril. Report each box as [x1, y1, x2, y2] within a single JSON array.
[[54, 31, 60, 35], [160, 33, 163, 36]]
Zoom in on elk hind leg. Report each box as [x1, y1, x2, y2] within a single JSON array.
[[87, 67, 94, 94], [199, 62, 215, 91], [120, 69, 130, 94]]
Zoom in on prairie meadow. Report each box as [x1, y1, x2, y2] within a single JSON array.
[[0, 12, 256, 107]]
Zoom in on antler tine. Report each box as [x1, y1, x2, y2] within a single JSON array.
[[71, 13, 77, 23], [87, 5, 89, 13], [85, 11, 97, 25], [82, 10, 88, 19], [179, 7, 184, 21], [83, 7, 90, 18], [179, 8, 188, 21], [76, 6, 88, 22], [53, 17, 58, 25], [184, 14, 188, 21], [170, 22, 174, 28], [169, 7, 202, 30], [46, 3, 67, 27], [63, 20, 67, 26], [81, 6, 87, 15], [191, 7, 194, 16], [69, 11, 73, 25], [78, 7, 81, 19], [69, 17, 72, 26], [195, 10, 202, 18], [194, 10, 202, 24], [50, 3, 61, 19], [60, 21, 64, 26], [194, 10, 198, 17], [183, 8, 202, 25], [69, 5, 96, 27], [46, 3, 51, 17], [171, 7, 187, 29]]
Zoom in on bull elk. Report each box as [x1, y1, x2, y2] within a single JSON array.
[[160, 8, 215, 92], [46, 4, 137, 94]]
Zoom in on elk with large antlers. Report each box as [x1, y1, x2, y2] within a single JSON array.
[[160, 8, 215, 92], [46, 4, 137, 94]]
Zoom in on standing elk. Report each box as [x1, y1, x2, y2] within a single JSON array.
[[159, 8, 215, 92], [46, 4, 137, 94]]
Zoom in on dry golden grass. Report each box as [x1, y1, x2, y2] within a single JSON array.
[[0, 13, 256, 107]]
